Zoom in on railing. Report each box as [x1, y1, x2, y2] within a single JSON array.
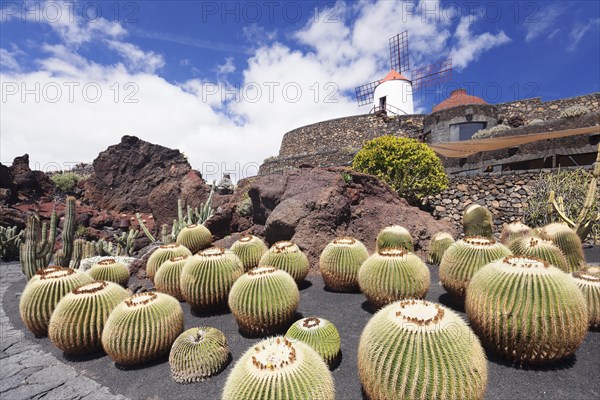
[[369, 103, 408, 116]]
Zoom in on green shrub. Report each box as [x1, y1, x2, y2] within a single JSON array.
[[352, 136, 448, 204], [51, 173, 85, 193]]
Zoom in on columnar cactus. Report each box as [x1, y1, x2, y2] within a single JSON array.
[[426, 231, 454, 265], [169, 326, 230, 383], [285, 317, 341, 368], [572, 265, 600, 330], [55, 196, 77, 267], [222, 336, 334, 400], [539, 223, 585, 272], [463, 204, 494, 238], [509, 236, 569, 272], [230, 235, 268, 271], [19, 267, 93, 337], [258, 241, 309, 283], [466, 256, 588, 365], [19, 211, 57, 279], [0, 225, 23, 260], [176, 223, 212, 254], [101, 292, 184, 365], [87, 258, 130, 286], [154, 255, 189, 301], [48, 281, 128, 354], [146, 244, 192, 281], [500, 222, 532, 245], [375, 225, 414, 252], [358, 300, 488, 400], [319, 237, 369, 292], [228, 267, 299, 336], [358, 248, 430, 309], [180, 247, 244, 312], [439, 237, 511, 302]]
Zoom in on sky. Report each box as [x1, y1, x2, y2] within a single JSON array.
[[1, 0, 599, 181]]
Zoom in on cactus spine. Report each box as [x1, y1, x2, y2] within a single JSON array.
[[375, 225, 414, 252], [154, 255, 189, 301], [539, 223, 585, 272], [572, 265, 600, 330], [319, 237, 369, 292], [426, 232, 455, 265], [87, 258, 130, 286], [285, 317, 340, 368], [258, 241, 309, 283], [358, 300, 488, 400], [19, 211, 57, 279], [500, 222, 532, 245], [463, 204, 494, 238], [55, 196, 77, 267], [230, 235, 268, 271], [466, 256, 588, 365], [509, 236, 569, 272], [176, 224, 212, 254], [146, 244, 192, 281]]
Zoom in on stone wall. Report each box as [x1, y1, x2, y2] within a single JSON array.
[[495, 93, 600, 122], [423, 104, 499, 142]]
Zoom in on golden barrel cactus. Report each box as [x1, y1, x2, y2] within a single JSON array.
[[258, 241, 309, 283], [146, 244, 192, 281], [87, 258, 129, 287], [176, 224, 212, 254], [572, 265, 600, 330], [375, 225, 414, 252], [230, 235, 268, 271], [319, 237, 369, 292], [154, 255, 189, 301]]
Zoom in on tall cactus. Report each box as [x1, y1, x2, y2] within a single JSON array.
[[113, 229, 139, 256], [55, 196, 76, 267], [0, 225, 23, 260], [20, 211, 57, 279]]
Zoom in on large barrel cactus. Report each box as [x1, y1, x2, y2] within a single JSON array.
[[101, 292, 184, 365], [258, 241, 309, 283], [539, 223, 585, 272], [375, 225, 414, 252], [230, 235, 268, 271], [20, 267, 93, 337], [426, 231, 455, 265], [169, 326, 230, 383], [500, 222, 532, 245], [87, 258, 129, 287], [509, 236, 569, 272], [358, 300, 488, 400], [176, 224, 212, 254], [228, 267, 299, 336], [572, 265, 600, 330], [180, 247, 244, 312], [48, 281, 128, 354], [358, 248, 430, 310], [146, 244, 192, 281], [285, 317, 340, 368], [439, 237, 511, 302], [222, 336, 334, 400], [319, 237, 369, 292], [154, 255, 189, 301], [466, 256, 588, 365], [463, 204, 494, 238]]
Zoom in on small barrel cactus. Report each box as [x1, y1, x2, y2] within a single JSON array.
[[509, 236, 569, 272], [358, 300, 488, 400], [375, 225, 414, 252], [319, 237, 369, 292], [439, 237, 511, 302], [466, 256, 588, 365], [539, 223, 585, 272], [176, 224, 212, 254], [154, 255, 189, 301], [258, 241, 309, 283], [146, 244, 192, 281], [169, 326, 230, 383], [426, 231, 455, 265], [222, 336, 334, 400], [20, 267, 93, 337], [87, 258, 130, 287], [228, 267, 299, 336], [572, 265, 600, 330], [101, 292, 184, 365], [463, 204, 494, 238], [48, 281, 128, 354], [285, 317, 340, 368], [500, 221, 532, 245], [358, 248, 430, 310], [180, 247, 244, 312], [230, 235, 268, 271]]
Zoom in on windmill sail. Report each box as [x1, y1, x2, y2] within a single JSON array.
[[389, 31, 409, 73], [355, 80, 380, 107], [411, 58, 453, 92]]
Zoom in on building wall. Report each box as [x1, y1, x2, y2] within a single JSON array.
[[423, 104, 499, 143], [495, 92, 600, 121]]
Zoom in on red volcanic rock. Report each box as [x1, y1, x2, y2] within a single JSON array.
[[1, 154, 55, 204]]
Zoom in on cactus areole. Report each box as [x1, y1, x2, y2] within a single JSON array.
[[72, 280, 108, 294]]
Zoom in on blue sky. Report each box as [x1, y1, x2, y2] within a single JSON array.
[[1, 1, 599, 180]]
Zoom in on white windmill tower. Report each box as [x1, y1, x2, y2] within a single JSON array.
[[355, 31, 453, 116]]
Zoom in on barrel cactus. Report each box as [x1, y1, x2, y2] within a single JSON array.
[[572, 265, 600, 330], [154, 255, 189, 301], [169, 326, 230, 383], [87, 258, 129, 287], [146, 244, 192, 281], [48, 281, 128, 354], [500, 222, 532, 245], [20, 267, 93, 337], [101, 292, 184, 365], [319, 237, 369, 292], [439, 237, 512, 302], [230, 235, 268, 271], [358, 248, 430, 310], [426, 231, 454, 265], [466, 256, 588, 365], [228, 267, 299, 336], [463, 204, 494, 238], [358, 299, 488, 400], [285, 317, 340, 368], [176, 223, 212, 254], [222, 336, 334, 400], [180, 247, 244, 312], [258, 241, 309, 283], [509, 236, 569, 272], [539, 223, 585, 272], [375, 225, 414, 252]]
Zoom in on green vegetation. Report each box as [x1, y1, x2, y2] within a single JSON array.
[[51, 172, 86, 193]]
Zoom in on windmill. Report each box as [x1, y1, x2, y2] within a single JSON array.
[[355, 31, 452, 116]]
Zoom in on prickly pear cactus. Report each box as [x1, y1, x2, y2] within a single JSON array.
[[539, 223, 585, 272], [319, 237, 369, 292], [572, 265, 600, 330], [463, 204, 494, 238], [285, 317, 340, 368], [509, 236, 569, 272], [500, 222, 533, 245], [230, 235, 268, 271], [87, 258, 130, 287], [426, 232, 454, 265], [176, 224, 212, 254], [375, 225, 414, 252], [154, 255, 189, 301], [146, 244, 192, 281], [258, 241, 309, 283]]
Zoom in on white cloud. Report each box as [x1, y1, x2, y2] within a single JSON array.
[[524, 4, 563, 42], [567, 18, 600, 51], [450, 17, 510, 70], [105, 41, 165, 74], [0, 48, 22, 71]]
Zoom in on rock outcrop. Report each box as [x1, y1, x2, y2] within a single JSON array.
[[1, 154, 55, 205]]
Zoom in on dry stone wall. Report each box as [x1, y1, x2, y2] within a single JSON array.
[[496, 93, 600, 122]]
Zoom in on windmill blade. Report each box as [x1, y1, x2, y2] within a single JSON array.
[[355, 80, 379, 107], [411, 58, 453, 92], [389, 31, 409, 73]]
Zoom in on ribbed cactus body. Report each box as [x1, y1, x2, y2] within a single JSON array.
[[101, 292, 184, 365], [230, 235, 268, 271], [319, 237, 369, 292], [19, 267, 93, 337], [87, 258, 130, 286], [427, 232, 455, 265], [285, 317, 340, 367], [222, 336, 334, 400], [358, 300, 488, 400], [169, 327, 230, 383], [358, 248, 430, 309], [180, 247, 244, 312], [375, 225, 414, 252], [572, 266, 600, 329], [466, 256, 588, 365], [228, 267, 299, 336], [258, 241, 309, 283], [509, 236, 569, 272], [48, 281, 128, 354], [146, 244, 192, 281], [176, 224, 212, 254], [154, 255, 189, 301], [500, 222, 532, 245], [463, 204, 494, 238], [539, 223, 585, 272], [439, 237, 511, 301]]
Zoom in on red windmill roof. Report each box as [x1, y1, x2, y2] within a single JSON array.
[[379, 69, 411, 84], [432, 89, 487, 112]]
